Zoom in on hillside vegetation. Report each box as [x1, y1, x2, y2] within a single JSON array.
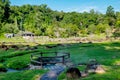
[[0, 0, 120, 38]]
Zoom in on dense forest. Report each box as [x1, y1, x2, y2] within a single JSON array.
[[0, 0, 120, 38]]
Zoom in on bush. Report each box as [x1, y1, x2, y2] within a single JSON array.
[[0, 58, 6, 62], [5, 54, 31, 70], [6, 60, 28, 70], [0, 63, 7, 72]]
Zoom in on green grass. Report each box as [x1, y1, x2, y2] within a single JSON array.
[[0, 41, 120, 80], [81, 66, 120, 80], [0, 37, 25, 42], [65, 42, 120, 65], [58, 42, 120, 80], [58, 65, 120, 80], [0, 48, 43, 63], [5, 54, 31, 69], [0, 69, 47, 80]]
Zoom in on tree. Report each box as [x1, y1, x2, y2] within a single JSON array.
[[113, 20, 120, 38], [64, 23, 79, 37], [95, 23, 107, 34], [0, 1, 119, 38], [106, 5, 115, 17], [46, 25, 55, 37], [104, 24, 111, 38], [0, 0, 10, 34], [0, 0, 10, 22], [0, 0, 4, 22], [1, 23, 19, 33], [116, 12, 120, 21], [105, 5, 116, 26], [88, 24, 96, 34]]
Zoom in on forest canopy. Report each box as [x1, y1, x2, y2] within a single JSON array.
[[0, 0, 120, 38]]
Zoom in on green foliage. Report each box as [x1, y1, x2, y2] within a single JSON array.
[[0, 0, 10, 22], [1, 23, 19, 33], [0, 63, 7, 71], [95, 23, 108, 34], [88, 24, 96, 34], [0, 1, 119, 37], [45, 25, 55, 37], [0, 63, 5, 68], [113, 29, 120, 38], [113, 20, 120, 38], [6, 59, 28, 70], [116, 21, 120, 28], [63, 23, 79, 37], [5, 54, 30, 69], [0, 49, 38, 62], [106, 5, 115, 17]]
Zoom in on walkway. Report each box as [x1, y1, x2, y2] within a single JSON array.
[[40, 65, 65, 80]]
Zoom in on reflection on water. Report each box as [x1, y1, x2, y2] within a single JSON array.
[[7, 68, 22, 73]]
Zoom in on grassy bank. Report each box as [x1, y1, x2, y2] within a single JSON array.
[[0, 69, 47, 80]]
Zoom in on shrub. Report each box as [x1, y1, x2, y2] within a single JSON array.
[[0, 63, 7, 72], [6, 60, 28, 70]]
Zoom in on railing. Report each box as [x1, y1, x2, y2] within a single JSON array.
[[30, 52, 70, 67]]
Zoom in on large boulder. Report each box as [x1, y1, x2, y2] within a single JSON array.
[[66, 67, 81, 79]]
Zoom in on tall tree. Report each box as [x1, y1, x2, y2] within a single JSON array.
[[0, 0, 5, 22], [106, 5, 115, 17], [106, 5, 116, 26], [4, 0, 10, 21], [0, 0, 10, 22]]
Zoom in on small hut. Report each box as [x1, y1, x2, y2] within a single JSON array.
[[22, 32, 34, 42], [22, 32, 34, 37]]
